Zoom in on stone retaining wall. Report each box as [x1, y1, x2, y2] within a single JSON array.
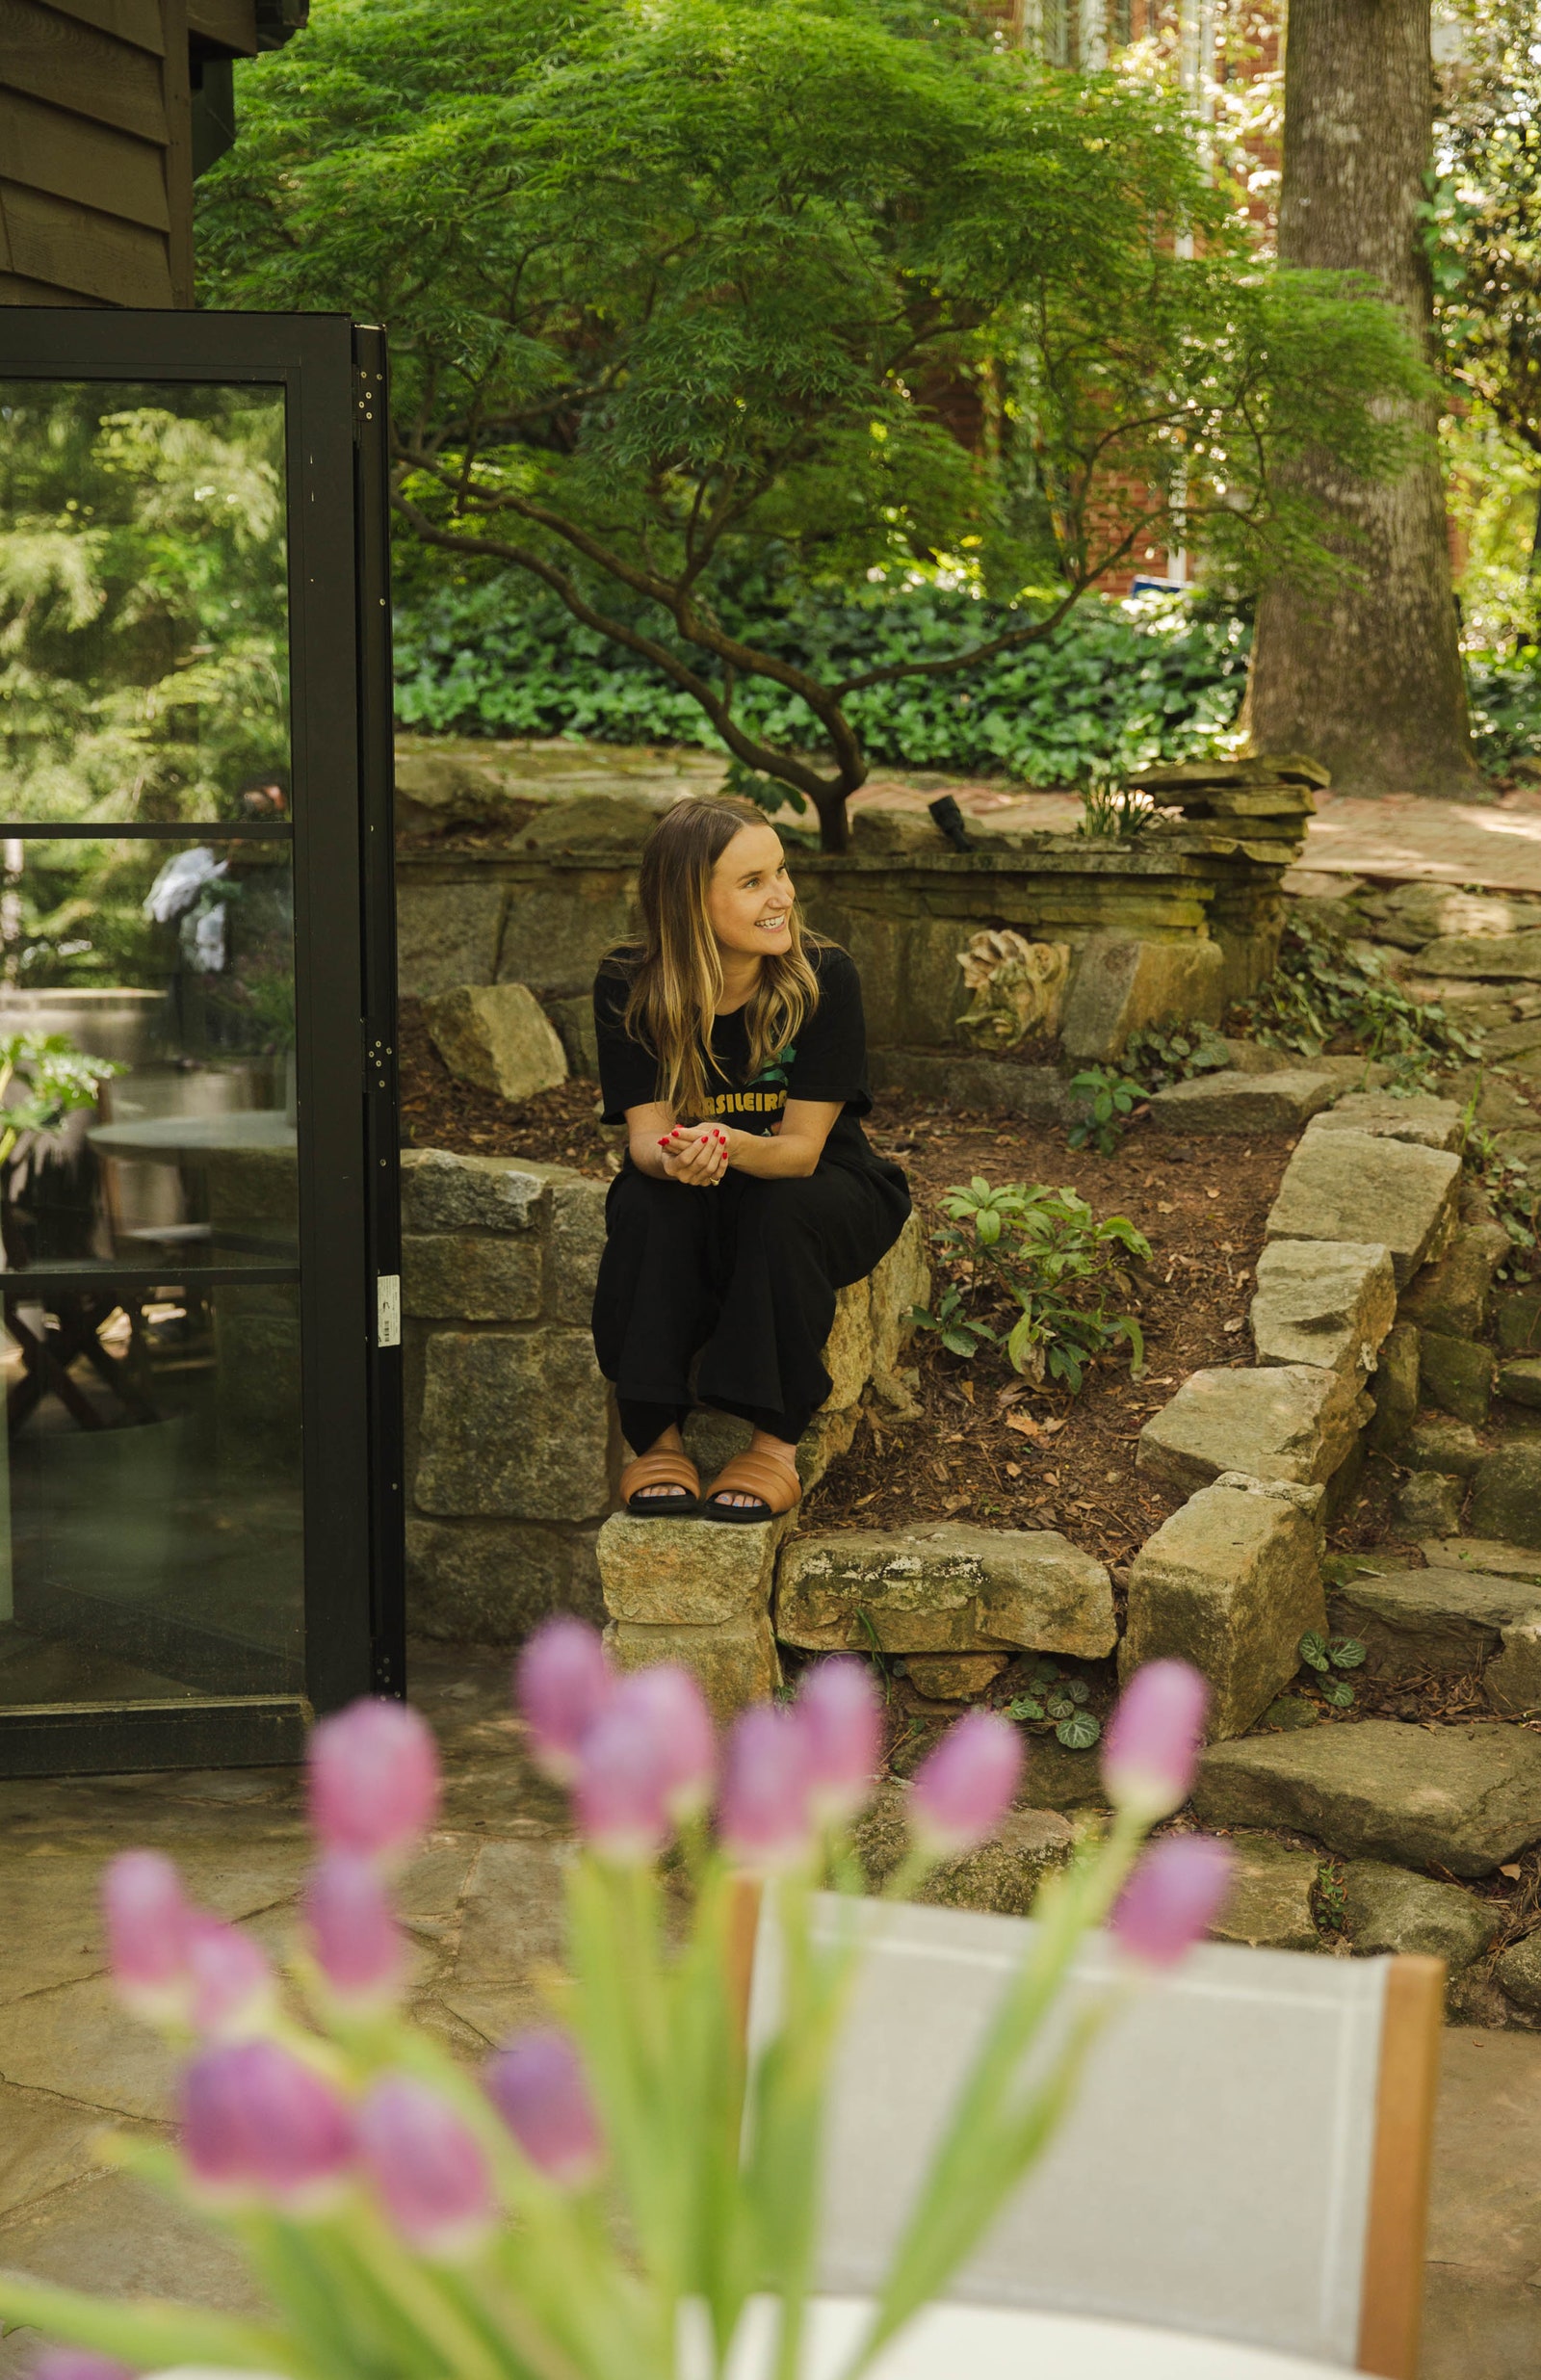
[[401, 1147, 929, 1646]]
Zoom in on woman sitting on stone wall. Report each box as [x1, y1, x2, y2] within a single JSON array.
[[592, 795, 910, 1523]]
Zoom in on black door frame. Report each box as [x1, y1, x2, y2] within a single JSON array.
[[0, 309, 403, 1774]]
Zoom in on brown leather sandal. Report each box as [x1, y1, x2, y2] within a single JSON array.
[[620, 1449, 701, 1517], [701, 1450, 802, 1525]]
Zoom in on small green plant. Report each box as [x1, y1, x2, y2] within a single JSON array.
[[1465, 1122, 1540, 1267], [910, 1178, 1149, 1391], [1228, 913, 1479, 1085], [1297, 1630, 1367, 1709], [1007, 1660, 1102, 1749], [1067, 1065, 1146, 1155], [1077, 778, 1171, 841], [1313, 1860, 1348, 1935], [0, 1032, 123, 1169], [1124, 1016, 1232, 1092]]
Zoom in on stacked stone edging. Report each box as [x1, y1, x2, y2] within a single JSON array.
[[1126, 1091, 1463, 1740], [400, 1146, 930, 1653]]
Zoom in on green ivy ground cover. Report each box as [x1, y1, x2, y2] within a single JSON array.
[[391, 568, 1541, 784]]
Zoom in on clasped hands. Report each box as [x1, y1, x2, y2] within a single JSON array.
[[658, 1122, 736, 1186]]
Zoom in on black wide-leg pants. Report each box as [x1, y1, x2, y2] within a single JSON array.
[[592, 1162, 910, 1453]]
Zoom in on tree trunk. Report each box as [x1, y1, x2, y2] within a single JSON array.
[[1242, 0, 1475, 794]]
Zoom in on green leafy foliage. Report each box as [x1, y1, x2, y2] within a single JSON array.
[[1007, 1660, 1101, 1749], [198, 0, 1427, 845], [1298, 1630, 1367, 1711], [1075, 778, 1174, 841], [393, 573, 1256, 787], [1465, 1124, 1541, 1266], [0, 1033, 122, 1169], [1067, 1066, 1146, 1156], [1123, 1016, 1233, 1092], [911, 1177, 1149, 1392], [1226, 913, 1481, 1089]]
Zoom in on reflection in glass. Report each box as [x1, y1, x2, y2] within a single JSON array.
[[0, 380, 290, 829], [0, 1276, 302, 1705], [0, 839, 296, 1271]]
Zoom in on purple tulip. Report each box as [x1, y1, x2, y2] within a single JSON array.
[[613, 1665, 717, 1820], [1103, 1661, 1209, 1822], [303, 1851, 406, 2008], [573, 1700, 672, 1862], [182, 2039, 354, 2211], [186, 1914, 274, 2039], [357, 2076, 495, 2260], [718, 1705, 815, 1871], [31, 2353, 136, 2380], [796, 1658, 881, 1824], [102, 1849, 191, 2023], [308, 1699, 441, 1866], [484, 2027, 605, 2189], [1110, 1835, 1235, 1968], [909, 1710, 1023, 1858], [515, 1618, 615, 1784]]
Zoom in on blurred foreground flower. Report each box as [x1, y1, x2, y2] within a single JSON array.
[[485, 2027, 605, 2189], [11, 1629, 1229, 2380], [308, 1699, 440, 1865], [102, 1850, 189, 2024], [797, 1657, 881, 1824], [358, 2077, 496, 2260], [182, 2039, 353, 2211], [909, 1708, 1023, 1856], [304, 1851, 406, 2009], [516, 1614, 614, 1782], [1101, 1658, 1209, 1822], [1112, 1835, 1235, 1968], [719, 1704, 815, 1870]]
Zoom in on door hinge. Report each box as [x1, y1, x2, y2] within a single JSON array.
[[377, 1274, 401, 1348]]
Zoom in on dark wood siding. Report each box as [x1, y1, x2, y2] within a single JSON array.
[[0, 0, 257, 306]]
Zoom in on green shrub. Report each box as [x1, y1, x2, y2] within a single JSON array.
[[1226, 912, 1480, 1088], [910, 1177, 1149, 1391], [393, 572, 1252, 787]]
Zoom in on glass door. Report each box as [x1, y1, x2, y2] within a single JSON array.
[[0, 313, 401, 1774]]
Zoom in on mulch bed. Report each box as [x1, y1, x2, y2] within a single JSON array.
[[805, 1100, 1296, 1574], [400, 1001, 619, 1174]]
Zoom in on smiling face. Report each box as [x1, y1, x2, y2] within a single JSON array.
[[705, 822, 795, 959]]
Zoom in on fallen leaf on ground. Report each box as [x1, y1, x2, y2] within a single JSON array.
[[1042, 1415, 1067, 1434], [1222, 1318, 1244, 1334], [956, 1377, 975, 1403], [1158, 1201, 1176, 1214], [1006, 1411, 1041, 1439], [1502, 1863, 1524, 1879]]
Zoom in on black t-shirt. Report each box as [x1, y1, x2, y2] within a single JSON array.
[[593, 942, 898, 1178]]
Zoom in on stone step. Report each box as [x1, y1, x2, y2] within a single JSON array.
[[1136, 1364, 1370, 1496], [597, 1510, 792, 1718], [1123, 1472, 1326, 1740], [1209, 1835, 1323, 1952], [1303, 1091, 1464, 1152], [773, 1523, 1115, 1661], [1423, 1537, 1541, 1582], [1265, 1129, 1460, 1286], [1191, 1718, 1541, 1876], [855, 1784, 1076, 1915], [1341, 1861, 1499, 1972], [1144, 1068, 1339, 1134], [1329, 1557, 1541, 1683], [1249, 1239, 1396, 1378]]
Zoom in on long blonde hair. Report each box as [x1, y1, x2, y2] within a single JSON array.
[[619, 796, 822, 1119]]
